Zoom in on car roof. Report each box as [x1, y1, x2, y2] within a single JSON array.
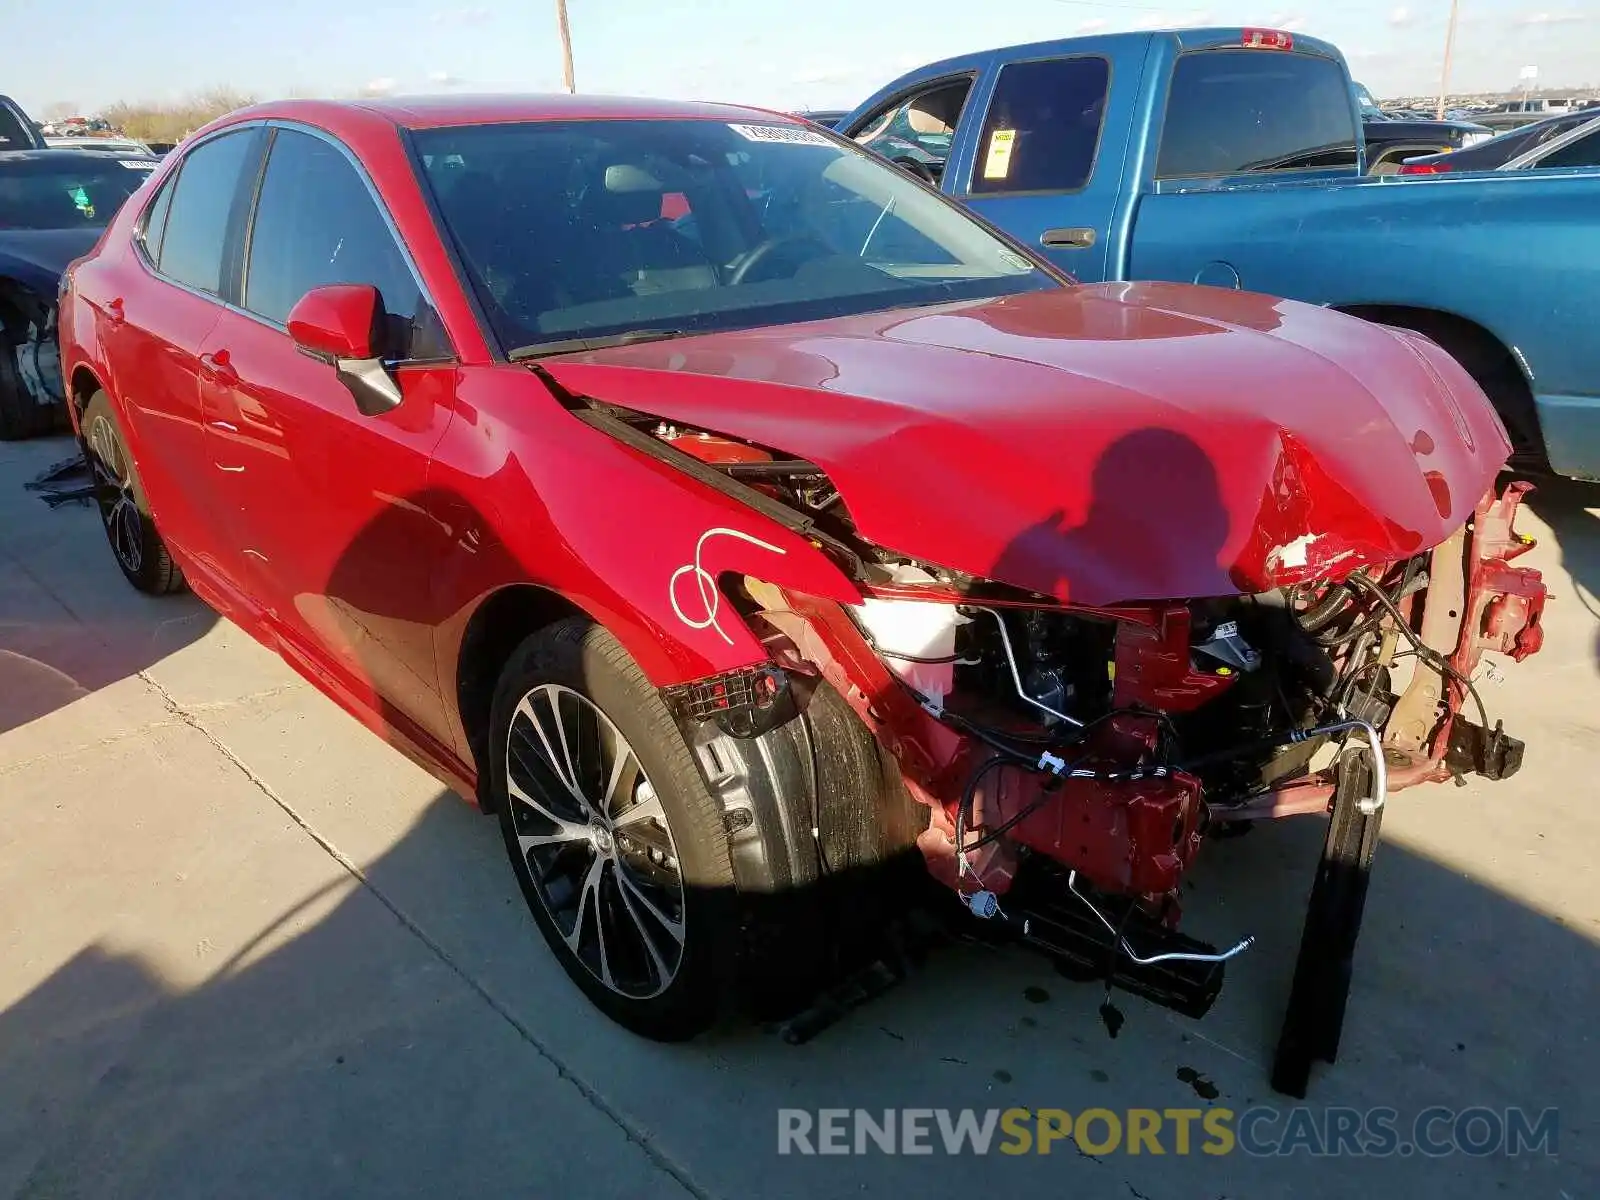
[[229, 93, 802, 132]]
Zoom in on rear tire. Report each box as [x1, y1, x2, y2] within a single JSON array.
[[490, 617, 736, 1040], [82, 391, 185, 595]]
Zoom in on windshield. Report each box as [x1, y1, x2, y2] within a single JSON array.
[[0, 159, 155, 229], [1352, 82, 1382, 118], [412, 118, 1052, 353]]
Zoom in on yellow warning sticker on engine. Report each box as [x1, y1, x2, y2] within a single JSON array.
[[983, 129, 1017, 179]]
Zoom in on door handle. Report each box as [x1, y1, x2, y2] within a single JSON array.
[[1040, 227, 1098, 249], [198, 349, 239, 386], [104, 297, 125, 326]]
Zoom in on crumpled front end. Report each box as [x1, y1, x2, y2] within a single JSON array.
[[538, 288, 1547, 1086]]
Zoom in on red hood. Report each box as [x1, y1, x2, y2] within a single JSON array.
[[539, 283, 1512, 604]]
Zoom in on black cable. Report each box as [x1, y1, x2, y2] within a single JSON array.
[[954, 754, 1009, 878], [878, 648, 963, 665], [1347, 573, 1492, 732], [1295, 577, 1360, 634], [1315, 560, 1423, 649]]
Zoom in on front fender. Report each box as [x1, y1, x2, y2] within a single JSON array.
[[430, 368, 863, 695]]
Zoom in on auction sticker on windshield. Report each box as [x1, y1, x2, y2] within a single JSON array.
[[728, 123, 833, 146], [118, 160, 157, 169]]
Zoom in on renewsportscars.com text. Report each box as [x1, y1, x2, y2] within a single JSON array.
[[777, 1106, 1559, 1158]]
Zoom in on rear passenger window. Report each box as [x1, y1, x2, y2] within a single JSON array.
[[1157, 50, 1359, 178], [157, 129, 259, 294], [970, 57, 1110, 195], [243, 129, 424, 353]]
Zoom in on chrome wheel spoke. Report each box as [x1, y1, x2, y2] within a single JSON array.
[[507, 776, 590, 847], [506, 682, 686, 999], [516, 695, 588, 811], [601, 745, 639, 819], [615, 862, 685, 946], [615, 868, 672, 985]]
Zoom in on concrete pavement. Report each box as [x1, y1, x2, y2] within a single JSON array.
[[2, 434, 1596, 1199]]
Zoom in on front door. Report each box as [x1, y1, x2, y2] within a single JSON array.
[[197, 125, 458, 744]]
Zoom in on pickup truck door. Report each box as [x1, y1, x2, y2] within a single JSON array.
[[948, 45, 1139, 283]]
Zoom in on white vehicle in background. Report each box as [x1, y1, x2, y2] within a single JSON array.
[[44, 135, 153, 155]]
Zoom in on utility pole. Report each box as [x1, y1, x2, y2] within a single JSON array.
[[555, 0, 576, 93], [1436, 0, 1460, 119]]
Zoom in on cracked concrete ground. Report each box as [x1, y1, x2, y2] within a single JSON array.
[[1, 435, 1596, 1199]]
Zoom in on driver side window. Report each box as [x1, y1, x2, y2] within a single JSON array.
[[846, 78, 974, 183]]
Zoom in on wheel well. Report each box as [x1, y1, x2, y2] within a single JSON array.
[[455, 584, 585, 809], [1333, 304, 1543, 462], [70, 366, 102, 422], [0, 278, 31, 346]]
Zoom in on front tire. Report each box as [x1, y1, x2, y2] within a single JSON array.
[[82, 391, 185, 595], [490, 617, 736, 1039]]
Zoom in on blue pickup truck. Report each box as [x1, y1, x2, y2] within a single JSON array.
[[840, 28, 1600, 480]]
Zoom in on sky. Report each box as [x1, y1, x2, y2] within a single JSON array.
[[8, 0, 1598, 119]]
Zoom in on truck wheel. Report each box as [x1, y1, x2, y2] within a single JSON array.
[[82, 392, 186, 595], [0, 340, 51, 440], [489, 617, 737, 1040]]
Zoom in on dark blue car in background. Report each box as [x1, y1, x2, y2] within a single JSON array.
[[0, 147, 157, 438]]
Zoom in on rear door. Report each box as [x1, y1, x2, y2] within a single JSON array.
[[107, 126, 265, 599], [954, 50, 1125, 282], [197, 125, 458, 740]]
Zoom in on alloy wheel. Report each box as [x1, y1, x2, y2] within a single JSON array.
[[86, 414, 143, 575], [505, 683, 687, 999]]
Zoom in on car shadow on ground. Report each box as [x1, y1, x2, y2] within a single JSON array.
[[1521, 473, 1600, 670], [0, 436, 217, 735], [0, 789, 1592, 1198]]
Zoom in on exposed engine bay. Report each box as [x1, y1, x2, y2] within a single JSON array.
[[572, 397, 1549, 1096]]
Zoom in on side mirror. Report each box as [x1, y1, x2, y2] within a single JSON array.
[[286, 283, 402, 416]]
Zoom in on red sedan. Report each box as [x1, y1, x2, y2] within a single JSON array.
[[59, 94, 1545, 1093]]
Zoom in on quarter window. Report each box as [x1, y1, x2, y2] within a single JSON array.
[[243, 129, 422, 351], [1157, 50, 1359, 178], [157, 129, 260, 294], [971, 57, 1111, 194], [139, 175, 175, 263]]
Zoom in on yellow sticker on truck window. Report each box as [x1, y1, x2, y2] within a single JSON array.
[[984, 129, 1017, 179]]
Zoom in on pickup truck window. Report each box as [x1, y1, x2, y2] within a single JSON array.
[[850, 78, 972, 184], [1538, 127, 1600, 169], [1157, 49, 1358, 178], [970, 56, 1110, 195]]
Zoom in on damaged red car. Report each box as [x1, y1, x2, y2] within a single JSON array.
[[59, 96, 1547, 1096]]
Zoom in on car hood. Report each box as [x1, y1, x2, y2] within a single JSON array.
[[0, 227, 101, 298], [539, 284, 1513, 605], [1363, 115, 1491, 142]]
